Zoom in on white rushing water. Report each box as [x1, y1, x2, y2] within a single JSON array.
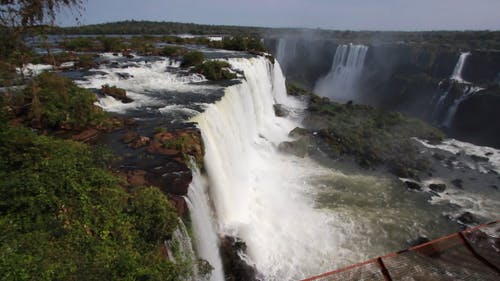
[[450, 52, 471, 82], [275, 38, 297, 72], [76, 52, 496, 280], [432, 51, 477, 125], [168, 218, 198, 280], [186, 166, 225, 281], [314, 44, 368, 102], [189, 57, 457, 280], [191, 57, 351, 280]]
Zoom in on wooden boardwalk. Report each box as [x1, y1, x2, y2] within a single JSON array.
[[302, 221, 500, 281]]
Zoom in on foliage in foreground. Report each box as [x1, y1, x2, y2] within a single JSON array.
[[0, 121, 192, 281], [0, 72, 107, 131]]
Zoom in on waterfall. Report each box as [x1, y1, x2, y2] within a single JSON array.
[[275, 38, 297, 72], [167, 219, 199, 280], [186, 166, 225, 281], [190, 57, 350, 280], [431, 52, 476, 125], [450, 52, 471, 82], [442, 85, 482, 128], [314, 44, 368, 101]]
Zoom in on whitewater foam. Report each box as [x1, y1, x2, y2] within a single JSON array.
[[189, 56, 453, 280], [77, 55, 215, 114]]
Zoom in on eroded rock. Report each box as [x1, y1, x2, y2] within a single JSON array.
[[404, 180, 422, 191], [220, 236, 258, 281], [429, 183, 447, 193]]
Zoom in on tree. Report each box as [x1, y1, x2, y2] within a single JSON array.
[[0, 0, 84, 60], [0, 0, 83, 28]]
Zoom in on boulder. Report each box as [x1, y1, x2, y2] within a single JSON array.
[[404, 180, 422, 191], [273, 104, 288, 117], [408, 236, 430, 247], [457, 212, 479, 225], [278, 137, 309, 157], [220, 236, 258, 281], [130, 136, 150, 149], [470, 154, 489, 162], [429, 183, 446, 193], [146, 162, 193, 196], [288, 127, 309, 138], [100, 85, 133, 103]]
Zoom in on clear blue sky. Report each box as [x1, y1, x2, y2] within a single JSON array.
[[58, 0, 500, 31]]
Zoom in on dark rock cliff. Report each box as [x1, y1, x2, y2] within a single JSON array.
[[266, 37, 500, 148]]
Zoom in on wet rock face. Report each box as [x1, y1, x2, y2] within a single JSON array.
[[429, 183, 446, 193], [273, 104, 288, 117], [147, 128, 204, 166], [220, 236, 258, 281], [457, 212, 480, 226], [112, 126, 205, 215], [452, 91, 500, 148], [278, 137, 309, 157], [408, 236, 430, 247], [462, 50, 500, 84], [404, 180, 422, 191], [99, 85, 133, 103]]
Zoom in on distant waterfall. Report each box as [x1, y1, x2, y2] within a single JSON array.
[[450, 52, 470, 82], [186, 166, 225, 281], [442, 85, 482, 128], [431, 52, 480, 127], [275, 38, 297, 72], [314, 44, 368, 101]]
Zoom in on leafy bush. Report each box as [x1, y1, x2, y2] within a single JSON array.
[[24, 72, 106, 130], [161, 46, 185, 57], [129, 187, 179, 244], [213, 36, 267, 52], [75, 53, 98, 68], [0, 123, 191, 281], [181, 51, 204, 67], [98, 36, 124, 52], [194, 60, 236, 81], [61, 37, 96, 51]]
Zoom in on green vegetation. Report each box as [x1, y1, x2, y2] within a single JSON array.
[[98, 36, 125, 52], [61, 37, 97, 51], [194, 61, 236, 81], [297, 91, 444, 178], [0, 121, 192, 280], [177, 51, 236, 81], [54, 20, 500, 50], [58, 20, 265, 37], [161, 46, 185, 57], [23, 72, 106, 130], [209, 36, 266, 52], [181, 51, 205, 67]]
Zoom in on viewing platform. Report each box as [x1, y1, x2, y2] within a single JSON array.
[[302, 221, 500, 281]]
